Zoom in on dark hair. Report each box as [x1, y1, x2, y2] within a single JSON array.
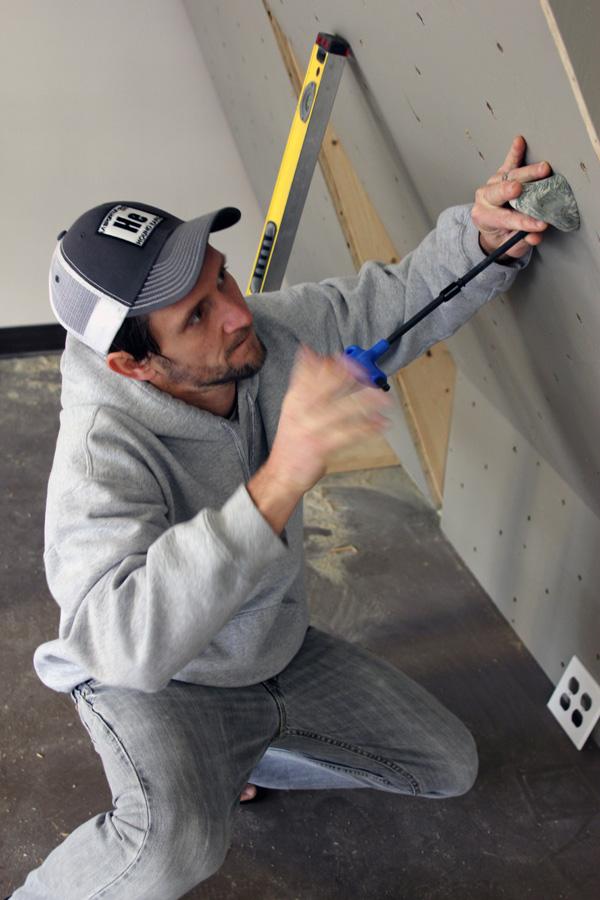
[[109, 314, 161, 362]]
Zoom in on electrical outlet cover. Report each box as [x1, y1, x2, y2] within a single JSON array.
[[548, 656, 600, 750]]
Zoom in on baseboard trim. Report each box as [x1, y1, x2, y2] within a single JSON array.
[[0, 324, 66, 357]]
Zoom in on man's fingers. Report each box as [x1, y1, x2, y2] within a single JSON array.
[[488, 160, 551, 186], [498, 135, 526, 175], [501, 231, 546, 257], [312, 388, 390, 437], [523, 231, 545, 247], [291, 347, 355, 400], [507, 160, 551, 184], [473, 202, 548, 234], [480, 179, 523, 207], [325, 388, 390, 423], [340, 354, 374, 389], [474, 136, 554, 254], [322, 412, 390, 454]]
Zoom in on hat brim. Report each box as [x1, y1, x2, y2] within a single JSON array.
[[130, 206, 241, 316]]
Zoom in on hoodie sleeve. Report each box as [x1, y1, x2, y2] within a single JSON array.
[[252, 205, 531, 368], [39, 410, 289, 693]]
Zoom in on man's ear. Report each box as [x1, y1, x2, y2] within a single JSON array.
[[106, 351, 154, 381]]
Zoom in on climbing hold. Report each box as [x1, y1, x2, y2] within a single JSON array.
[[509, 173, 580, 232]]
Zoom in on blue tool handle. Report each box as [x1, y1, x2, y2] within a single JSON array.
[[344, 339, 391, 391]]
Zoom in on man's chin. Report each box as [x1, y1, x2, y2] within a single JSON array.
[[216, 338, 267, 385]]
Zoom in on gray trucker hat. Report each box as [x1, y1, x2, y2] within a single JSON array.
[[50, 201, 241, 355]]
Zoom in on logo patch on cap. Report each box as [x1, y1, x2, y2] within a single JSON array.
[[98, 205, 163, 246]]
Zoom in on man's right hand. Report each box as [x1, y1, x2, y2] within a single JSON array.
[[247, 346, 390, 534]]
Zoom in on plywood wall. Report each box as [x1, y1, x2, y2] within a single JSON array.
[[186, 0, 600, 698]]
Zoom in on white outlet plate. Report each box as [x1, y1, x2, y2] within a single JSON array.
[[548, 656, 600, 750]]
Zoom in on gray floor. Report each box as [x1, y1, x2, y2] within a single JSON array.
[[1, 354, 599, 900]]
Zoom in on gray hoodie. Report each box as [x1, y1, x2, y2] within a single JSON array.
[[35, 205, 527, 693]]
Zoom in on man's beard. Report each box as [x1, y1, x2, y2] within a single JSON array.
[[158, 332, 267, 389]]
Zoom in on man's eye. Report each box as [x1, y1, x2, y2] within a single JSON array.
[[188, 266, 227, 326]]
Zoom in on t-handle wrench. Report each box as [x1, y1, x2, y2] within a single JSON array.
[[344, 229, 528, 390]]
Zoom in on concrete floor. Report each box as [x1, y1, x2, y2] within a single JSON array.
[[1, 354, 600, 900]]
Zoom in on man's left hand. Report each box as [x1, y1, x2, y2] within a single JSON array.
[[471, 135, 550, 259]]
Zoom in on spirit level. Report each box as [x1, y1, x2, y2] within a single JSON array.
[[247, 33, 350, 295]]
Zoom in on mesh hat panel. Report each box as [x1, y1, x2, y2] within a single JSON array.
[[50, 246, 128, 356], [50, 249, 99, 338]]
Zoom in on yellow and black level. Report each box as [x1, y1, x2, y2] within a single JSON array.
[[247, 33, 350, 295]]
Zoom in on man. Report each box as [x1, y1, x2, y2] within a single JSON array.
[[14, 137, 550, 898]]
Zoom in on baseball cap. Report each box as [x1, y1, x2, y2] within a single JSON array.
[[49, 201, 241, 355]]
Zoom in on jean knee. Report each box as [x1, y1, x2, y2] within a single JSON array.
[[414, 714, 479, 799], [152, 798, 230, 892], [441, 722, 478, 797]]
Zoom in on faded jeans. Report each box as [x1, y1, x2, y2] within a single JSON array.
[[13, 627, 477, 899]]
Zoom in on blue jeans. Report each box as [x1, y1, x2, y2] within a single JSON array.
[[14, 628, 477, 899]]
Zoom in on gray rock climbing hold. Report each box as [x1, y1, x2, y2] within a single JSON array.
[[509, 173, 580, 232]]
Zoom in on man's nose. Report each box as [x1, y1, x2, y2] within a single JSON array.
[[220, 296, 253, 334]]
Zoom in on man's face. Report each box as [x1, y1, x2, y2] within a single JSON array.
[[144, 244, 266, 399]]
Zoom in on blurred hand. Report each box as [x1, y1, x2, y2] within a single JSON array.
[[471, 135, 550, 259], [266, 346, 390, 496]]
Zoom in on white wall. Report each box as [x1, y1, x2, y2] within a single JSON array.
[[0, 0, 264, 328]]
